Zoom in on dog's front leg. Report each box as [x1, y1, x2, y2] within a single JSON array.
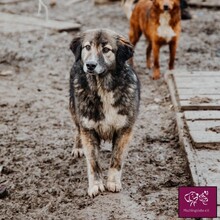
[[80, 129, 104, 197], [107, 128, 132, 192], [146, 42, 152, 69], [169, 39, 177, 70], [71, 127, 84, 158], [152, 43, 161, 80]]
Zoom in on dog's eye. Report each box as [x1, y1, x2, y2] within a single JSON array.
[[85, 45, 91, 51], [102, 47, 110, 53]]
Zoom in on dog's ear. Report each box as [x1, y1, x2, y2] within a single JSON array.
[[116, 36, 134, 66], [152, 0, 159, 7], [70, 34, 83, 62]]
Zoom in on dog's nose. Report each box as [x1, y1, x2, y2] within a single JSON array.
[[86, 62, 97, 71], [163, 4, 169, 11]]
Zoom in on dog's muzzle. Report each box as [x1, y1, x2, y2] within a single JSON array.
[[84, 61, 106, 75], [163, 4, 169, 11], [86, 61, 97, 73]]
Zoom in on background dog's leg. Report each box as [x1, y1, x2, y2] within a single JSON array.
[[80, 129, 104, 197], [71, 127, 84, 158], [146, 42, 152, 69], [169, 39, 177, 70], [152, 43, 161, 80], [129, 23, 141, 49], [129, 27, 141, 66], [107, 129, 132, 192]]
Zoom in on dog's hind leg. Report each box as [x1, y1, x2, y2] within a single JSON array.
[[80, 129, 104, 197], [129, 24, 141, 48], [71, 127, 84, 158], [169, 39, 177, 70], [146, 42, 152, 69], [107, 128, 132, 192], [129, 21, 142, 66]]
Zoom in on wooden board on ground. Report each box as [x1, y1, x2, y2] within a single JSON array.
[[174, 71, 220, 78], [184, 112, 220, 148], [167, 72, 220, 219], [186, 120, 220, 148], [0, 22, 41, 34], [0, 0, 28, 4], [175, 80, 220, 88], [171, 70, 220, 110], [0, 12, 80, 32], [179, 101, 220, 111], [189, 0, 220, 9], [195, 149, 220, 205], [179, 94, 220, 100], [178, 88, 220, 95], [184, 111, 220, 120]]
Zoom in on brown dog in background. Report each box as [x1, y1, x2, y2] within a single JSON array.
[[129, 0, 181, 79]]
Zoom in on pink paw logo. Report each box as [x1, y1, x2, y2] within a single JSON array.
[[184, 191, 208, 207], [179, 186, 217, 218]]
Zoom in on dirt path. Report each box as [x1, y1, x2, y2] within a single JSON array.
[[0, 0, 219, 219]]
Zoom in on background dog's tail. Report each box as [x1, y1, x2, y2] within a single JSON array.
[[122, 0, 138, 20]]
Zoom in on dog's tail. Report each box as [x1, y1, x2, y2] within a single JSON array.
[[121, 0, 139, 20]]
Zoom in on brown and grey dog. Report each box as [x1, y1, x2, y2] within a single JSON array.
[[69, 29, 140, 197]]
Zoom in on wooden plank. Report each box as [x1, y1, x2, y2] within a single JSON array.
[[180, 101, 220, 111], [179, 94, 220, 101], [178, 88, 220, 95], [176, 113, 204, 185], [186, 120, 220, 131], [164, 73, 180, 111], [186, 120, 220, 147], [0, 22, 41, 34], [176, 83, 220, 89], [218, 206, 220, 218], [189, 131, 220, 146], [0, 0, 28, 4], [184, 111, 220, 120], [0, 12, 80, 31], [174, 71, 220, 78], [189, 0, 220, 9], [196, 149, 220, 205], [65, 0, 84, 6], [175, 78, 220, 84], [167, 71, 220, 218], [175, 76, 220, 89]]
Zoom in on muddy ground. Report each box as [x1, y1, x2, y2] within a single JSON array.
[[0, 0, 220, 219]]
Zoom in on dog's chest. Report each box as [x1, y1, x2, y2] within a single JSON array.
[[157, 12, 176, 42], [81, 87, 127, 138], [98, 88, 127, 129]]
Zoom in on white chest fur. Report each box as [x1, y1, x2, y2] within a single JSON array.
[[98, 89, 127, 131], [157, 12, 176, 42], [81, 87, 127, 137]]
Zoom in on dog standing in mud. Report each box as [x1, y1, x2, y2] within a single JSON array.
[[129, 0, 181, 79], [69, 29, 140, 197]]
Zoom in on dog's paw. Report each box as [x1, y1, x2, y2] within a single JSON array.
[[152, 70, 161, 80], [107, 168, 122, 192], [88, 182, 105, 197], [147, 61, 152, 69], [106, 181, 122, 192], [71, 148, 84, 158], [152, 74, 161, 80]]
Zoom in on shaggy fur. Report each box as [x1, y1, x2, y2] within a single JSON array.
[[69, 29, 140, 197], [129, 0, 181, 79]]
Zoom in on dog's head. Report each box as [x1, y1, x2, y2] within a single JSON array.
[[153, 0, 180, 11], [70, 29, 133, 75]]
